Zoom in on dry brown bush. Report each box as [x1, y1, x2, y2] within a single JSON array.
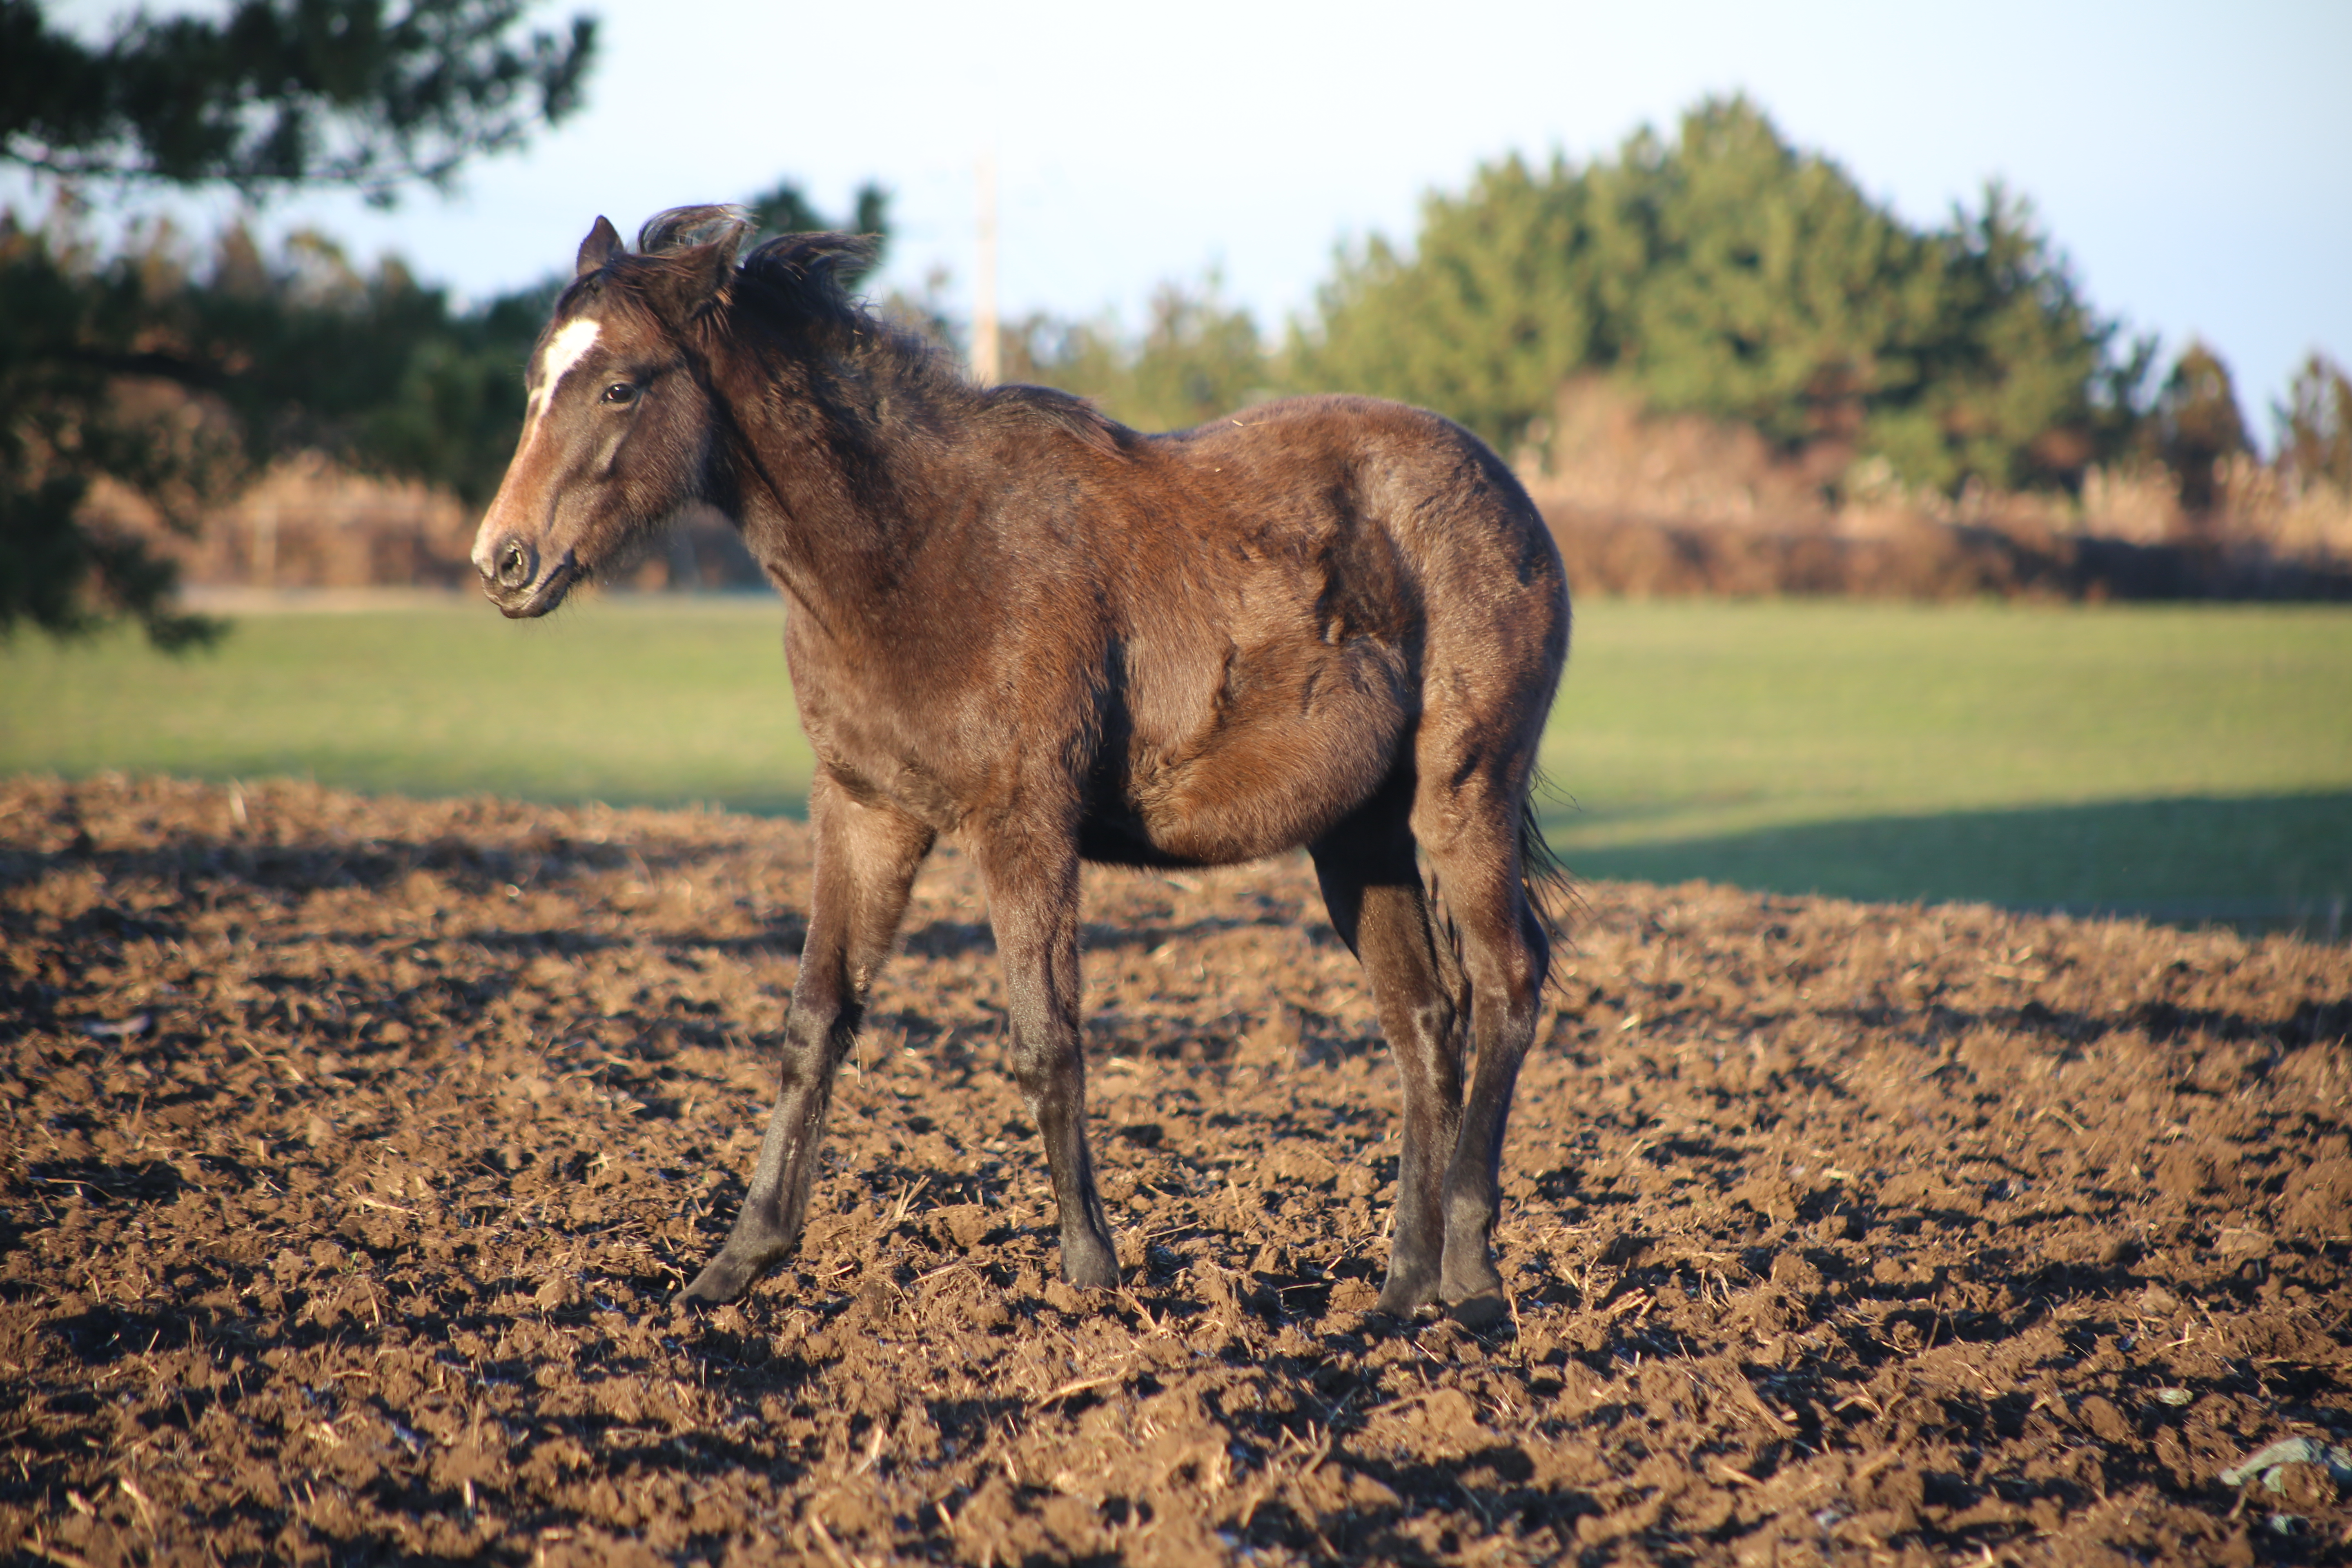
[[1521, 379, 2352, 601], [83, 457, 766, 594], [82, 453, 474, 590]]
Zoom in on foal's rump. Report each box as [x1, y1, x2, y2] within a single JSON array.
[[1085, 396, 1565, 868]]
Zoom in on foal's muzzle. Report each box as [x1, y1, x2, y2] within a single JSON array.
[[478, 536, 577, 617]]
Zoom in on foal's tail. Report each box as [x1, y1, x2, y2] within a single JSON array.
[[1518, 770, 1577, 964]]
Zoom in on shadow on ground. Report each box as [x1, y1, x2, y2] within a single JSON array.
[[1553, 791, 2352, 941]]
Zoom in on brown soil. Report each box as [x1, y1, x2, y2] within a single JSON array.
[[4, 774, 2349, 1567]]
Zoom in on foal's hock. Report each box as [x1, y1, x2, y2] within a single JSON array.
[[472, 206, 1571, 1324]]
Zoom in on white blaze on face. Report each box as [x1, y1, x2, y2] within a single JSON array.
[[525, 316, 604, 430], [474, 314, 606, 577]]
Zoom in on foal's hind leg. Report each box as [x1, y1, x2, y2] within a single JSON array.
[[1415, 783, 1550, 1326], [1310, 786, 1465, 1317], [679, 775, 933, 1306]]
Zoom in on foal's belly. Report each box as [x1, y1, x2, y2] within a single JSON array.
[[1092, 635, 1412, 866]]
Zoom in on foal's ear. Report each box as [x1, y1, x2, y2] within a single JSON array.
[[640, 238, 736, 327], [576, 216, 623, 277]]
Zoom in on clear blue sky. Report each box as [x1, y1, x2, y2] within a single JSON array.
[[29, 0, 2352, 434]]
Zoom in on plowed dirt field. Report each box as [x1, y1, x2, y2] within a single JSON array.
[[4, 775, 2349, 1566]]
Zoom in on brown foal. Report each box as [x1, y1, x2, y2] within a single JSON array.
[[471, 207, 1570, 1324]]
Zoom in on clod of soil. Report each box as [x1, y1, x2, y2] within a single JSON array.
[[4, 774, 2349, 1566]]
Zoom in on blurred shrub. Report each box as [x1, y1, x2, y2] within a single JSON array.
[[1293, 97, 2149, 496], [1522, 375, 2352, 603], [1547, 506, 2351, 602], [2276, 353, 2352, 493], [0, 198, 551, 644], [0, 0, 599, 648], [1000, 270, 1270, 434], [2151, 340, 2250, 512]]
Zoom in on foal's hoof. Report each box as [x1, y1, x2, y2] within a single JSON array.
[[1446, 1289, 1511, 1330], [1372, 1278, 1442, 1323], [1060, 1249, 1120, 1293], [1440, 1248, 1506, 1325], [677, 1249, 766, 1308], [1042, 1277, 1120, 1314]]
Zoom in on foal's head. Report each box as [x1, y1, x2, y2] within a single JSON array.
[[471, 207, 746, 617]]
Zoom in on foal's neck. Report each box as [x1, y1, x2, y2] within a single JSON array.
[[704, 316, 973, 615]]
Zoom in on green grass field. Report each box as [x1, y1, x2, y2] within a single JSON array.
[[2, 594, 818, 816], [1539, 601, 2351, 934], [6, 593, 2348, 935]]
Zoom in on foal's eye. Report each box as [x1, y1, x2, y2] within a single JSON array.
[[601, 382, 639, 405]]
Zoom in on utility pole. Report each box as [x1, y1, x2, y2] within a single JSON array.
[[973, 151, 1000, 385], [251, 493, 277, 588]]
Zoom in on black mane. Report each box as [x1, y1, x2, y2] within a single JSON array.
[[738, 232, 882, 336], [584, 206, 1138, 454], [636, 203, 748, 255], [728, 231, 1136, 452]]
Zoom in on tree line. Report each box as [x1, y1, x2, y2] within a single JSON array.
[[3, 12, 2347, 648], [1033, 98, 2348, 514]]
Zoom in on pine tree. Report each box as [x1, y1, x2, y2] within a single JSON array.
[[0, 0, 595, 202], [2152, 340, 2249, 512], [1291, 152, 1600, 449], [2275, 353, 2352, 492], [1003, 271, 1267, 434]]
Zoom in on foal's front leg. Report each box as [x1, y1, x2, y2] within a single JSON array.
[[679, 777, 933, 1306], [976, 828, 1118, 1289]]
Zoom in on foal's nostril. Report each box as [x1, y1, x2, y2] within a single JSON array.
[[492, 539, 536, 590]]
